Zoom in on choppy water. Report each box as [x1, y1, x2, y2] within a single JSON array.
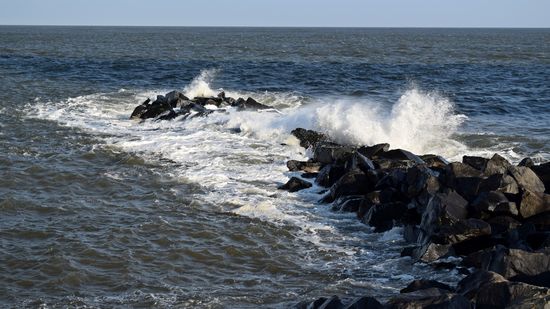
[[1, 26, 549, 308]]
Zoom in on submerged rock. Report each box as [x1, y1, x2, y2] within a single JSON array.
[[278, 177, 312, 192]]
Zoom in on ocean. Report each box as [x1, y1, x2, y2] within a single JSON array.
[[0, 26, 549, 308]]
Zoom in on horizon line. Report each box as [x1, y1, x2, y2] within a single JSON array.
[[1, 24, 549, 29]]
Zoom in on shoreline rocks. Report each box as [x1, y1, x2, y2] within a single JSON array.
[[284, 128, 550, 308]]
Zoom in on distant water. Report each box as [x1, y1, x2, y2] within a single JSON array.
[[0, 26, 549, 308]]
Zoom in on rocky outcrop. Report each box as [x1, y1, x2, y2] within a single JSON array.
[[129, 91, 271, 121], [284, 128, 550, 308]]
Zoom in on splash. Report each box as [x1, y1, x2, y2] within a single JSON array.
[[183, 69, 219, 99]]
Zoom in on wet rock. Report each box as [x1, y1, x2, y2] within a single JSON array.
[[508, 166, 546, 193], [342, 296, 383, 309], [420, 190, 469, 237], [526, 211, 550, 231], [484, 153, 512, 176], [532, 162, 550, 194], [322, 169, 371, 203], [420, 154, 449, 170], [357, 143, 389, 159], [130, 98, 150, 119], [434, 218, 492, 245], [317, 295, 343, 309], [519, 190, 550, 219], [332, 196, 364, 212], [487, 216, 522, 234], [457, 270, 550, 308], [406, 165, 440, 198], [314, 142, 356, 164], [291, 128, 328, 149], [446, 162, 483, 183], [519, 157, 535, 168], [217, 91, 225, 99], [234, 97, 269, 110], [478, 173, 519, 195], [462, 155, 489, 171], [400, 279, 453, 293], [315, 164, 347, 187], [411, 242, 454, 263], [362, 202, 407, 232], [452, 177, 483, 203], [164, 90, 189, 108], [141, 99, 173, 120], [373, 149, 425, 165], [287, 160, 322, 173], [388, 288, 471, 309], [471, 191, 518, 218], [346, 152, 375, 174], [278, 177, 312, 192]]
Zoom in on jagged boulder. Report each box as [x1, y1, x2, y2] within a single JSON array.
[[388, 288, 471, 309], [313, 142, 356, 164], [471, 191, 518, 218], [316, 164, 347, 187], [400, 279, 453, 293], [532, 162, 550, 194], [291, 128, 328, 149], [357, 143, 389, 159], [519, 190, 550, 219], [484, 154, 512, 176], [233, 97, 269, 110], [322, 169, 371, 203], [278, 177, 312, 192]]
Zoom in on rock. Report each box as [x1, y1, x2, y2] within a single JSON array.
[[519, 157, 535, 168], [478, 173, 519, 195], [164, 90, 189, 108], [313, 142, 356, 164], [315, 164, 347, 187], [287, 160, 322, 173], [278, 177, 312, 192], [317, 296, 343, 309], [332, 196, 364, 212], [532, 162, 550, 194], [411, 242, 454, 263], [507, 166, 546, 193], [346, 152, 375, 174], [420, 190, 469, 238], [291, 128, 328, 149], [451, 177, 482, 203], [342, 296, 383, 309], [457, 270, 550, 308], [434, 218, 492, 245], [446, 162, 483, 180], [141, 99, 173, 119], [471, 191, 518, 218], [464, 245, 550, 287], [217, 91, 225, 99], [487, 216, 522, 234], [462, 155, 489, 171], [130, 98, 150, 119], [234, 97, 269, 110], [322, 169, 372, 203], [519, 190, 550, 219], [420, 154, 449, 170], [362, 202, 407, 232], [406, 165, 440, 198], [373, 149, 425, 165], [400, 279, 453, 293], [388, 288, 471, 309], [357, 143, 389, 159], [484, 153, 512, 176], [526, 211, 550, 231]]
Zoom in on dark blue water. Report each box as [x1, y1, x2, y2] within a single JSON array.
[[0, 26, 549, 308]]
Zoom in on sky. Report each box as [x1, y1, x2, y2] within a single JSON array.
[[0, 0, 549, 28]]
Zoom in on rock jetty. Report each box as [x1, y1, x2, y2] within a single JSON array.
[[282, 128, 550, 308]]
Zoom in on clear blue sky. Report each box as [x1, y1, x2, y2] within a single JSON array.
[[1, 0, 549, 27]]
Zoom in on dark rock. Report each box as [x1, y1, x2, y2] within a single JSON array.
[[406, 165, 440, 198], [373, 149, 425, 165], [164, 90, 189, 108], [278, 177, 312, 192], [420, 190, 469, 238], [400, 279, 453, 293], [519, 157, 535, 168], [487, 216, 522, 234], [478, 173, 519, 195], [130, 98, 150, 119], [445, 162, 483, 184], [317, 296, 343, 309], [314, 142, 357, 164], [342, 296, 383, 309], [217, 91, 225, 99], [452, 177, 483, 203], [291, 128, 328, 149], [373, 159, 417, 170], [462, 155, 489, 171], [519, 190, 550, 219], [388, 288, 471, 309], [362, 202, 407, 232], [507, 166, 546, 193], [403, 225, 421, 243], [302, 172, 318, 179], [346, 152, 376, 174], [471, 191, 518, 218], [322, 169, 371, 203], [357, 143, 389, 159], [420, 154, 449, 170], [287, 160, 322, 173], [411, 242, 454, 263], [435, 218, 492, 245], [484, 153, 512, 176], [532, 162, 550, 194], [316, 164, 347, 187], [375, 169, 408, 193], [457, 270, 550, 308], [234, 97, 269, 110], [526, 211, 550, 231], [332, 196, 364, 212], [141, 100, 173, 120]]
